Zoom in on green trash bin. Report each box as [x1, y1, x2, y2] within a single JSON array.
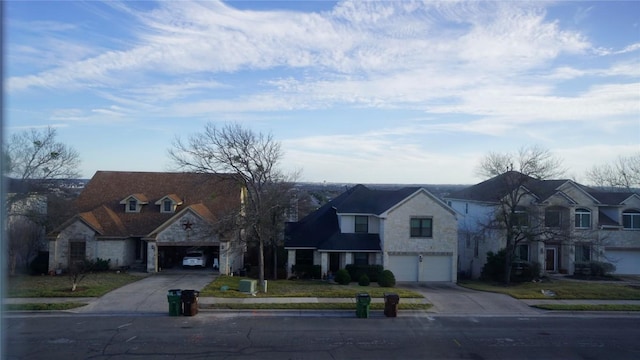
[[167, 289, 182, 316], [355, 293, 371, 318]]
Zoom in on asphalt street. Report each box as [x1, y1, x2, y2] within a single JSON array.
[[4, 313, 640, 359]]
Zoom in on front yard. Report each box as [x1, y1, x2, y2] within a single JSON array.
[[6, 272, 146, 298], [200, 276, 424, 298], [459, 279, 640, 300]]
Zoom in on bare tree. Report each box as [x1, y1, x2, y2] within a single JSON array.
[[476, 145, 565, 180], [169, 123, 295, 292], [5, 127, 81, 183], [5, 127, 81, 275], [7, 214, 44, 276], [476, 145, 565, 284], [586, 152, 640, 191]]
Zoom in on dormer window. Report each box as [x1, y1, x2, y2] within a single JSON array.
[[128, 199, 137, 212], [163, 199, 172, 212], [120, 194, 149, 213], [155, 194, 183, 214]]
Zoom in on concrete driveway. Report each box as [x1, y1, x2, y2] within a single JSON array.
[[400, 282, 542, 316], [74, 272, 216, 314]]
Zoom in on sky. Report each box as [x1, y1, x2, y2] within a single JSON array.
[[4, 0, 640, 185]]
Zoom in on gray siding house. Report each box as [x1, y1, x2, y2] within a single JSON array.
[[285, 184, 458, 282]]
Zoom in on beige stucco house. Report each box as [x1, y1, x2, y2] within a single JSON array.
[[48, 171, 245, 274], [285, 184, 458, 282]]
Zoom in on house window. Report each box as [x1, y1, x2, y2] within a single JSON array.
[[163, 199, 172, 213], [69, 241, 86, 264], [410, 218, 433, 238], [512, 209, 529, 227], [515, 244, 529, 262], [545, 209, 561, 228], [575, 245, 591, 262], [623, 210, 640, 229], [575, 208, 591, 229], [128, 199, 137, 212], [353, 252, 369, 266], [295, 249, 314, 266], [354, 216, 368, 233]]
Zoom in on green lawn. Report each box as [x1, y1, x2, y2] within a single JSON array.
[[200, 276, 424, 299], [4, 303, 88, 311], [459, 279, 640, 300], [200, 303, 432, 310], [7, 272, 147, 298], [533, 304, 640, 311]]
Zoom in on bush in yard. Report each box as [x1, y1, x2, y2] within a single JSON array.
[[378, 269, 396, 287], [358, 274, 370, 286], [335, 269, 351, 285], [589, 261, 616, 277], [345, 264, 383, 282]]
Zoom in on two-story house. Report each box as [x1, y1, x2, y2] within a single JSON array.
[[445, 171, 640, 278], [48, 171, 245, 274], [284, 184, 458, 282]]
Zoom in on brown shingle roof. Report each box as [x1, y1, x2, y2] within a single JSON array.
[[69, 171, 241, 237]]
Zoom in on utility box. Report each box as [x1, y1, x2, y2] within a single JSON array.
[[239, 279, 257, 293]]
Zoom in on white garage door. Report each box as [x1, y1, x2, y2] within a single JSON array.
[[388, 255, 418, 282], [388, 255, 453, 282], [420, 255, 452, 282], [607, 250, 640, 275]]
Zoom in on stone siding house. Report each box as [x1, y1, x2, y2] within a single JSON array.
[[285, 184, 458, 282], [445, 171, 640, 278], [48, 171, 245, 274]]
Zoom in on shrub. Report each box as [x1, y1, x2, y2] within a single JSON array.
[[574, 261, 616, 278], [378, 269, 396, 287], [345, 264, 383, 282], [335, 269, 351, 285], [29, 252, 49, 275], [93, 258, 111, 272], [358, 274, 370, 286], [481, 249, 540, 282]]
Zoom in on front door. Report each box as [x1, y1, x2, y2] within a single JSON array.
[[545, 248, 557, 272], [329, 253, 340, 273]]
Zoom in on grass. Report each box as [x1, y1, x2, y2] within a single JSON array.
[[4, 303, 88, 311], [459, 279, 640, 300], [7, 272, 147, 298], [200, 303, 432, 311], [200, 276, 424, 299], [533, 304, 640, 312]]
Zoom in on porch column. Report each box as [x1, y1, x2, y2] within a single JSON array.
[[345, 252, 353, 266], [146, 241, 157, 273], [320, 252, 328, 277], [287, 250, 296, 278]]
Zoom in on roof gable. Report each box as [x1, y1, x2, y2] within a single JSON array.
[[62, 171, 241, 237]]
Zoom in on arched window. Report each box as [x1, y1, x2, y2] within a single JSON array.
[[574, 208, 591, 229], [623, 209, 640, 230]]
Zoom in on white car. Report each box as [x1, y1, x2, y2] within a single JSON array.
[[182, 250, 208, 268]]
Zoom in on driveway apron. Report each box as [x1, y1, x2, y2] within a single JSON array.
[[401, 283, 541, 316], [75, 273, 216, 314]]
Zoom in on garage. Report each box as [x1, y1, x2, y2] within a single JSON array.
[[157, 245, 219, 270], [387, 254, 453, 282], [607, 250, 640, 275]]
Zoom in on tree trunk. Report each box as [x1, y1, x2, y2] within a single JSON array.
[[503, 241, 513, 285], [9, 253, 17, 276], [258, 237, 265, 292], [273, 243, 278, 280]]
